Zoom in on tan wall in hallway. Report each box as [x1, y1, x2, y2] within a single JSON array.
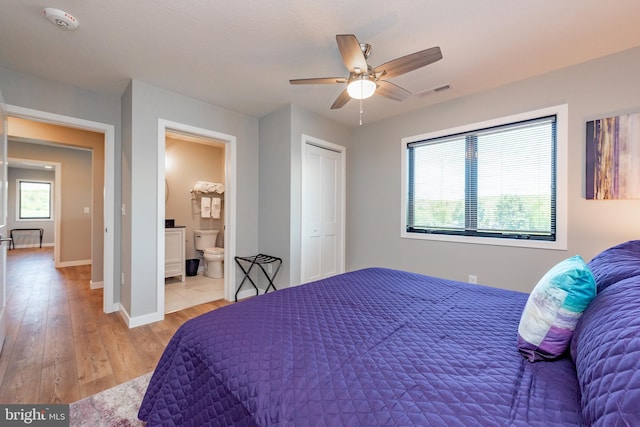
[[8, 117, 105, 282]]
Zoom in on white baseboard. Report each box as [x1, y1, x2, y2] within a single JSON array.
[[57, 259, 91, 267], [90, 280, 104, 289], [235, 288, 265, 300], [120, 305, 164, 328], [118, 306, 131, 326], [10, 243, 54, 249], [105, 301, 120, 314]]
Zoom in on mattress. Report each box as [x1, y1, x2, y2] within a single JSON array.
[[139, 267, 583, 426]]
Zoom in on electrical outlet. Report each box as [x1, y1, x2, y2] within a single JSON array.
[[468, 275, 478, 284]]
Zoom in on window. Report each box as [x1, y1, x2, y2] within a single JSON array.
[[18, 180, 53, 220], [401, 105, 567, 249]]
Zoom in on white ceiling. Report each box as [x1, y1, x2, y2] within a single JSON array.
[[2, 1, 640, 127]]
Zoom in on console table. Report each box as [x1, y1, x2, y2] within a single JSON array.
[[10, 228, 44, 250]]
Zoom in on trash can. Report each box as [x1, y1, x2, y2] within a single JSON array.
[[186, 259, 200, 276]]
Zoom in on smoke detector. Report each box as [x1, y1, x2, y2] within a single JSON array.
[[43, 8, 79, 31]]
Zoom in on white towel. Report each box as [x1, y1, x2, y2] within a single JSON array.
[[193, 181, 225, 194], [201, 197, 211, 218], [211, 197, 221, 219]]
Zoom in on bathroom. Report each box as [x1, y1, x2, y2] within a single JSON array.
[[164, 130, 225, 312]]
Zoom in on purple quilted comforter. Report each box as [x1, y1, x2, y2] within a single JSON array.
[[139, 267, 584, 426]]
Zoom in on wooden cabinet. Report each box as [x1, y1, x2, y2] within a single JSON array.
[[165, 228, 185, 281]]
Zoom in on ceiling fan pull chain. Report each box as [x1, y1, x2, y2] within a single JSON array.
[[359, 98, 363, 126]]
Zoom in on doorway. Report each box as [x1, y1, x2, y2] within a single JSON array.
[[163, 131, 226, 312], [6, 105, 116, 313], [300, 135, 346, 284], [157, 119, 237, 315]]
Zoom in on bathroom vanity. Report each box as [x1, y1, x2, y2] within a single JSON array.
[[165, 227, 186, 282]]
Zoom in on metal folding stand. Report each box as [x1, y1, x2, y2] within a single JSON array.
[[234, 254, 283, 302]]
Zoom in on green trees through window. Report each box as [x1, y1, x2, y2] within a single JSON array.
[[19, 181, 52, 220], [406, 115, 557, 241]]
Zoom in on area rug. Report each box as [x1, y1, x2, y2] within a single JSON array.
[[69, 372, 152, 426]]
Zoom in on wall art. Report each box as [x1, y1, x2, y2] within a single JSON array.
[[586, 112, 640, 199]]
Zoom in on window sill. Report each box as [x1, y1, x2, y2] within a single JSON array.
[[401, 230, 567, 250]]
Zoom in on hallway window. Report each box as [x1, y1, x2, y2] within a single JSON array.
[[18, 180, 52, 220]]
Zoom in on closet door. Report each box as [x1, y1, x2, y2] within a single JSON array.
[[301, 142, 344, 284]]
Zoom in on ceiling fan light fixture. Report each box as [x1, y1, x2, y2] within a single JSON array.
[[347, 75, 376, 100]]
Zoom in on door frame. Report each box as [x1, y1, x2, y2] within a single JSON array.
[[6, 105, 117, 313], [157, 119, 237, 308], [300, 134, 346, 284]]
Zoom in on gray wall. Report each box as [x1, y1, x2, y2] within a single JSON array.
[[0, 67, 121, 305], [122, 80, 259, 319], [258, 106, 292, 287], [346, 46, 640, 293], [3, 45, 638, 324], [7, 167, 55, 247], [258, 105, 351, 288]]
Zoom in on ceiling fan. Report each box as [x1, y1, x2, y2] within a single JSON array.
[[289, 34, 443, 110]]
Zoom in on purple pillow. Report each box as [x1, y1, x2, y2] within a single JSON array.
[[570, 276, 640, 426], [587, 240, 640, 293]]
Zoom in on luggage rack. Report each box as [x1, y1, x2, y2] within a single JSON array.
[[10, 228, 44, 250], [234, 254, 282, 302]]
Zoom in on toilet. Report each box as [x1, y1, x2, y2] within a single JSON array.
[[194, 229, 224, 278]]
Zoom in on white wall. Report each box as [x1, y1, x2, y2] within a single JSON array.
[[346, 46, 640, 293]]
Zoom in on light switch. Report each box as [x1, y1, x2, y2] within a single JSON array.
[[83, 207, 90, 214]]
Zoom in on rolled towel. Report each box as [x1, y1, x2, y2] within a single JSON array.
[[193, 181, 225, 194]]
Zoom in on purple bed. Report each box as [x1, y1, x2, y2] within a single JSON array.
[[139, 241, 640, 426]]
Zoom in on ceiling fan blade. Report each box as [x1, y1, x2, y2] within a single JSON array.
[[289, 77, 347, 85], [374, 46, 442, 79], [376, 80, 411, 101], [336, 34, 368, 73], [331, 89, 351, 109]]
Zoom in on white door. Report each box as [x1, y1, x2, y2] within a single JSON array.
[[0, 88, 8, 353], [301, 142, 345, 284]]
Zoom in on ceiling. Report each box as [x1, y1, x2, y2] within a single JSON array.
[[1, 1, 640, 128]]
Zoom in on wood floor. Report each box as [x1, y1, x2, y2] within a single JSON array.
[[0, 247, 230, 404]]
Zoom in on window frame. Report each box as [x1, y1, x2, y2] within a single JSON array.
[[400, 104, 568, 250], [16, 179, 54, 222]]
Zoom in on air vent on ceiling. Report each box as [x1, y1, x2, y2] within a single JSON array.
[[433, 84, 451, 92], [416, 84, 452, 97]]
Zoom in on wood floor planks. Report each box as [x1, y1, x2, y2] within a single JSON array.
[[0, 247, 231, 404]]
